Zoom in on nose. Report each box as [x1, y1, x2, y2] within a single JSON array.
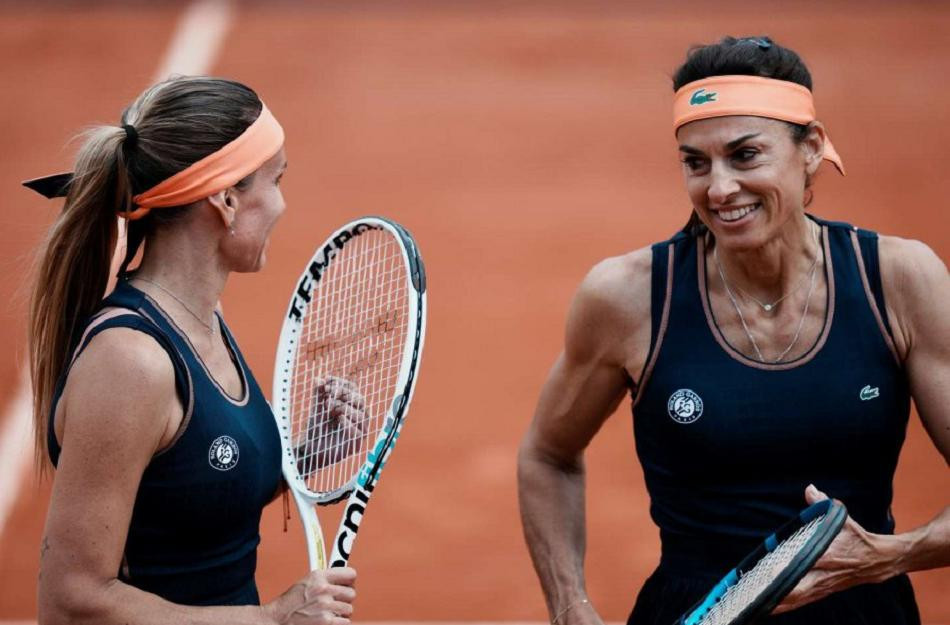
[[707, 160, 740, 206]]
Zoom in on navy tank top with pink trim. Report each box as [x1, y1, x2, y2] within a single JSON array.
[[627, 217, 919, 624], [47, 279, 282, 606]]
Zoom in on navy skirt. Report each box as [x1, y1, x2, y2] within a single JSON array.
[[627, 567, 920, 625]]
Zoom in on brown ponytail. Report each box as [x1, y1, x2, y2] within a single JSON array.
[[29, 126, 131, 473], [28, 75, 264, 473]]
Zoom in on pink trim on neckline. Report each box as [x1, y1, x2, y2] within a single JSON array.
[[697, 225, 836, 371]]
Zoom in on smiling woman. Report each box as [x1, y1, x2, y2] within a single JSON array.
[[518, 35, 950, 625]]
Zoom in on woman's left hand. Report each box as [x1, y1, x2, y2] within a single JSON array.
[[773, 484, 904, 614]]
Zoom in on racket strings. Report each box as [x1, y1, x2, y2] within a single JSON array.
[[288, 230, 409, 496], [693, 515, 824, 625]]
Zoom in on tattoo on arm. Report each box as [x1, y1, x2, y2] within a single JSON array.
[[38, 536, 50, 582]]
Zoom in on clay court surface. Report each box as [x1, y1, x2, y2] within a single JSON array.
[[1, 1, 948, 622]]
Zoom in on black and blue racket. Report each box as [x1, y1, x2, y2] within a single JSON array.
[[675, 499, 848, 625]]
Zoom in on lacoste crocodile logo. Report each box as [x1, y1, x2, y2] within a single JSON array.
[[690, 88, 717, 105], [860, 385, 880, 401]]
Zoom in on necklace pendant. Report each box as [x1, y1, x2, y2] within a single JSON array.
[[763, 304, 773, 312]]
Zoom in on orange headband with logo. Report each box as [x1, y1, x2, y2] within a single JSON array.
[[672, 75, 844, 175], [122, 102, 285, 220]]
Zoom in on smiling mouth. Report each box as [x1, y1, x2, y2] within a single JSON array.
[[715, 202, 761, 223]]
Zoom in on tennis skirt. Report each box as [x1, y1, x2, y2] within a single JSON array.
[[627, 567, 920, 625]]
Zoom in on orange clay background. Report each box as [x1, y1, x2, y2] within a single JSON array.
[[0, 2, 948, 622]]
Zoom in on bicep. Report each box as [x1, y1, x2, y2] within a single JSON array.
[[41, 330, 180, 607], [883, 238, 950, 462], [905, 282, 950, 463], [523, 256, 648, 465], [526, 349, 630, 464]]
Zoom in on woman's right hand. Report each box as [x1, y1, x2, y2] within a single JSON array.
[[264, 567, 357, 625], [295, 377, 369, 475]]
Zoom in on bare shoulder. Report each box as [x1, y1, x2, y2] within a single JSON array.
[[574, 246, 652, 315], [878, 235, 949, 356], [566, 246, 652, 364], [61, 327, 180, 455], [878, 235, 948, 307], [879, 235, 947, 283]]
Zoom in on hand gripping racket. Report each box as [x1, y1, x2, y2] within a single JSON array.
[[674, 499, 848, 625], [273, 216, 426, 569]]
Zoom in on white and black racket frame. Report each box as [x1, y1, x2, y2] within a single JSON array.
[[272, 216, 427, 570]]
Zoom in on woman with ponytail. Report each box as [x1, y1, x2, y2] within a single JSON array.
[[28, 76, 357, 625]]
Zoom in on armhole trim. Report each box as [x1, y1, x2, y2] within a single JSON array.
[[52, 309, 146, 457], [633, 242, 674, 407], [850, 230, 901, 365], [63, 310, 195, 458], [136, 308, 196, 456], [67, 309, 142, 370]]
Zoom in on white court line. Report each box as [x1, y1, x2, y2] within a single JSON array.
[[0, 369, 33, 533], [111, 0, 235, 279], [153, 0, 233, 82], [0, 0, 233, 549]]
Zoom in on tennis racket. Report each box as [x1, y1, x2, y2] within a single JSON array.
[[674, 498, 848, 625], [272, 216, 426, 570]]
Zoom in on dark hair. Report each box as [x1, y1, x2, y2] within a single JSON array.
[[674, 36, 815, 234], [29, 76, 262, 473]]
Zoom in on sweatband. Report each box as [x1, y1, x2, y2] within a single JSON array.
[[122, 102, 285, 219], [673, 75, 844, 175]]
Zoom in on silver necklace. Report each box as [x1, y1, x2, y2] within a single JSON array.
[[132, 276, 217, 336], [728, 226, 821, 313], [714, 231, 821, 363]]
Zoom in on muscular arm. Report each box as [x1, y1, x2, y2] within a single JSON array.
[[779, 237, 950, 612], [517, 251, 651, 624], [880, 236, 950, 571], [38, 329, 354, 625]]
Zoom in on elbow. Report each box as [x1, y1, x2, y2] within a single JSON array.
[[518, 429, 583, 478], [38, 571, 116, 625]]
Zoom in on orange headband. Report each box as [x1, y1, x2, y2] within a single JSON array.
[[122, 103, 285, 220], [673, 75, 844, 175]]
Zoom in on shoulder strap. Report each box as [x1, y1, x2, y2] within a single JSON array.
[[48, 312, 193, 466], [855, 228, 896, 343], [648, 241, 671, 352], [631, 235, 679, 400]]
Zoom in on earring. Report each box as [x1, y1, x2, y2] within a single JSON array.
[[229, 226, 235, 236]]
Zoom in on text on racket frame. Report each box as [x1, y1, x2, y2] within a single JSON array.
[[289, 222, 381, 320]]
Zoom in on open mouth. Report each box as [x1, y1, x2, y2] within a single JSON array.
[[715, 202, 761, 223]]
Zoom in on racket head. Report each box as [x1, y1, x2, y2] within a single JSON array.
[[273, 216, 426, 508], [675, 499, 848, 625]]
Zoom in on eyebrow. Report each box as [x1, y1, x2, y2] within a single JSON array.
[[726, 133, 761, 150], [679, 132, 762, 155]]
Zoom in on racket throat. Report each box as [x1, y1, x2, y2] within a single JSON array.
[[329, 483, 373, 567]]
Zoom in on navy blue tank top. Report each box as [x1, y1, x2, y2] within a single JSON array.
[[48, 279, 282, 606], [633, 217, 910, 575]]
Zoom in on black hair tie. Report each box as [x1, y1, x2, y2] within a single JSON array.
[[122, 124, 138, 150]]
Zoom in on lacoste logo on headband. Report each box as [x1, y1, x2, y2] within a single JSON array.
[[689, 88, 717, 106]]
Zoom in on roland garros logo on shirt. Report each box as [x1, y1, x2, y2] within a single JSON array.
[[667, 389, 704, 424], [209, 435, 240, 471]]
